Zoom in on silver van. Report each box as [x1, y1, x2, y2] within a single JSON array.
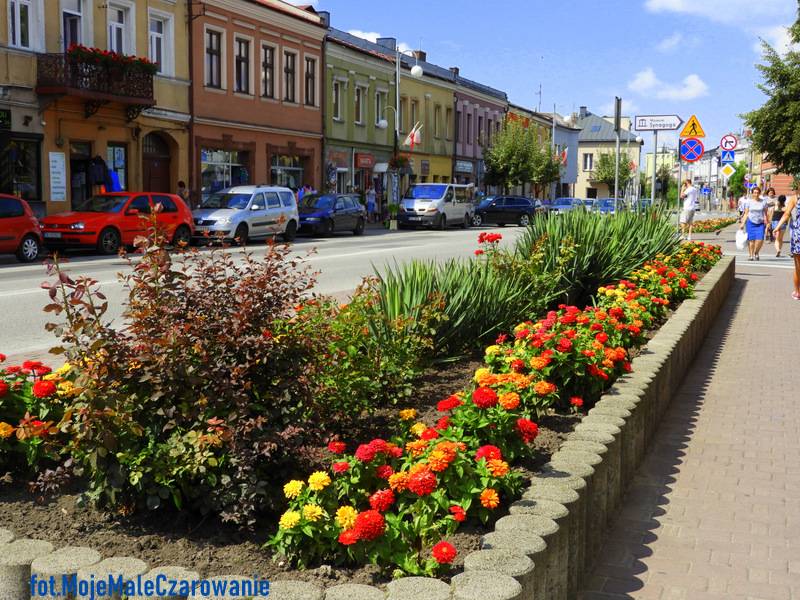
[[192, 185, 299, 244], [398, 183, 475, 230]]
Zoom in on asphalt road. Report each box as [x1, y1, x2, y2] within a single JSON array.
[[0, 225, 524, 361]]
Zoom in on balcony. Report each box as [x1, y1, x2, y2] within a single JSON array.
[[36, 52, 154, 121]]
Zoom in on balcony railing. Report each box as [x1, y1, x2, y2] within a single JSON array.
[[36, 53, 154, 107]]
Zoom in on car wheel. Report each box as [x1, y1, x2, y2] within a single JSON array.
[[234, 223, 249, 246], [437, 214, 447, 231], [97, 228, 121, 255], [472, 214, 483, 227], [171, 225, 192, 247], [282, 220, 297, 242], [323, 218, 335, 236], [16, 234, 41, 262], [353, 217, 365, 236], [461, 213, 471, 229], [518, 213, 531, 227]]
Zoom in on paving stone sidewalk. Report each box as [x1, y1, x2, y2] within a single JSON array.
[[580, 229, 800, 600]]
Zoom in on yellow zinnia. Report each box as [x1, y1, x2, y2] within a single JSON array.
[[399, 408, 417, 421], [484, 345, 502, 357], [410, 422, 427, 438], [0, 422, 14, 439], [302, 504, 324, 522], [307, 471, 331, 491], [278, 510, 301, 529], [55, 363, 72, 376], [335, 506, 358, 529], [283, 480, 304, 499], [474, 367, 491, 383]]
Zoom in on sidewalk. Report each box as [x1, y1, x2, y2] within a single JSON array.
[[579, 228, 800, 600]]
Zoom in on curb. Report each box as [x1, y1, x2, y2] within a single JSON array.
[[0, 256, 735, 600]]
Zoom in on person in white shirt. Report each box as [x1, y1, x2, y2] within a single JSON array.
[[680, 179, 699, 241]]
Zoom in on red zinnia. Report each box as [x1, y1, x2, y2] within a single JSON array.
[[421, 427, 440, 441], [376, 464, 394, 480], [516, 418, 539, 443], [332, 461, 350, 474], [595, 332, 609, 344], [22, 360, 42, 370], [31, 366, 52, 377], [354, 444, 377, 463], [0, 381, 8, 398], [0, 353, 6, 362], [435, 416, 450, 431], [449, 505, 466, 522], [472, 387, 498, 409], [369, 489, 395, 512], [31, 380, 57, 399], [437, 395, 463, 412], [353, 510, 386, 541], [327, 441, 346, 454], [368, 439, 388, 454], [338, 529, 359, 545], [474, 249, 485, 256], [475, 445, 503, 462], [432, 541, 457, 564], [510, 359, 526, 373], [556, 337, 573, 352], [407, 466, 437, 496], [570, 397, 584, 408]]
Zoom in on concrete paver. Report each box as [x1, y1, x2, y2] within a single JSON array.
[[579, 227, 800, 600]]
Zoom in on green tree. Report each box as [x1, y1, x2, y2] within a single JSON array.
[[727, 162, 748, 198], [743, 3, 800, 175], [594, 152, 632, 198], [483, 120, 559, 194], [655, 164, 673, 201], [530, 143, 562, 198]]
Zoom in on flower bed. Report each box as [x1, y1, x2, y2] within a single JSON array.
[[692, 217, 737, 232]]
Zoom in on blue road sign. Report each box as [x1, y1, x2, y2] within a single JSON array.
[[745, 182, 756, 189], [721, 150, 735, 164], [702, 187, 711, 195], [680, 137, 704, 162]]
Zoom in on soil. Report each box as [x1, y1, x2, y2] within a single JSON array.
[[0, 354, 577, 588]]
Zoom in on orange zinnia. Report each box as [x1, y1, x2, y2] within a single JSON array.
[[388, 471, 409, 492], [427, 450, 452, 473], [486, 459, 510, 477], [480, 488, 500, 509], [499, 392, 520, 410], [405, 439, 429, 458], [533, 381, 557, 396]]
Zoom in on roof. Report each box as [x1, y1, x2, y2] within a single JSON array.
[[538, 112, 581, 131], [249, 0, 325, 26], [577, 113, 638, 143]]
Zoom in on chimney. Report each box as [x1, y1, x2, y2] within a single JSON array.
[[412, 50, 427, 62], [376, 37, 397, 51], [449, 67, 460, 76], [317, 11, 330, 28], [579, 106, 588, 119]]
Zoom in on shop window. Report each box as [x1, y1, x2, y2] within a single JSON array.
[[304, 57, 316, 106], [234, 37, 251, 95], [283, 51, 297, 103], [271, 154, 304, 189], [261, 44, 275, 99], [106, 143, 127, 191], [205, 29, 223, 89], [201, 149, 250, 201], [0, 137, 41, 206]]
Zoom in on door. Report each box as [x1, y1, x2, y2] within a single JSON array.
[[442, 186, 455, 220], [120, 195, 151, 243], [485, 198, 505, 223], [246, 193, 268, 238], [506, 198, 527, 222], [263, 191, 283, 234], [152, 194, 180, 238], [454, 187, 470, 223], [0, 197, 25, 252], [348, 195, 364, 226], [142, 133, 171, 193], [279, 191, 296, 229], [333, 196, 350, 229]]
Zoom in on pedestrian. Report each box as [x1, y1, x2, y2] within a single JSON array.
[[679, 179, 698, 241], [771, 194, 800, 299], [770, 195, 789, 257], [737, 193, 748, 221], [764, 187, 777, 242], [176, 180, 191, 208], [366, 185, 377, 223], [739, 186, 768, 261]]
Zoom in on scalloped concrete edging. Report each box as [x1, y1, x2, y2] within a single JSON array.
[[0, 256, 734, 600]]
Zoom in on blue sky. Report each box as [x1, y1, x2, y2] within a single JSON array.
[[291, 0, 797, 151]]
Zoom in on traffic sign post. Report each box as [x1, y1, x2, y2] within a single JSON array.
[[680, 138, 705, 163], [634, 115, 684, 205], [720, 134, 738, 151]]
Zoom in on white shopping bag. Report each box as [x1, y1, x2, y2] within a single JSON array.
[[735, 228, 747, 250]]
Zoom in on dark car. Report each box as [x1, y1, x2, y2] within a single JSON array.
[[0, 195, 43, 262], [298, 193, 366, 236], [472, 196, 544, 227]]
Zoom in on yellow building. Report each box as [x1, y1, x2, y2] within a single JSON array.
[[1, 0, 191, 215]]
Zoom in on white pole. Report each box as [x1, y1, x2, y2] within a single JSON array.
[[651, 130, 658, 204]]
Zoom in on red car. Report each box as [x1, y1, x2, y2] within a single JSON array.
[[0, 194, 43, 262], [41, 193, 194, 255]]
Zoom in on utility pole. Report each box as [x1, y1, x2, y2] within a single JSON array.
[[613, 97, 622, 211], [651, 131, 658, 205]]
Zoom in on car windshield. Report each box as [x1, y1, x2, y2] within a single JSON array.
[[75, 195, 130, 213], [300, 194, 334, 210], [404, 184, 447, 200], [201, 193, 251, 210], [478, 198, 496, 208]]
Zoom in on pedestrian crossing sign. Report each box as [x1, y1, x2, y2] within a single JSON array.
[[720, 164, 735, 178], [721, 150, 735, 164], [679, 115, 706, 138]]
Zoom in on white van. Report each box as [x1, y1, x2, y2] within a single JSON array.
[[398, 183, 475, 230]]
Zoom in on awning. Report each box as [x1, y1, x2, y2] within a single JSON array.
[[373, 162, 389, 174]]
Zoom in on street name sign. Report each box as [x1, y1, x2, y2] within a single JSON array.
[[720, 164, 736, 178], [680, 137, 704, 162], [721, 150, 735, 164], [680, 115, 706, 138], [720, 134, 738, 151], [634, 115, 683, 131]]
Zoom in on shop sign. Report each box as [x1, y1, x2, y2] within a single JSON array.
[[421, 160, 430, 176], [327, 149, 349, 168], [49, 152, 67, 202], [0, 109, 11, 130], [455, 160, 473, 174], [355, 153, 375, 169]]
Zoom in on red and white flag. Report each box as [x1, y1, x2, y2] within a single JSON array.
[[403, 122, 423, 150], [560, 147, 568, 166]]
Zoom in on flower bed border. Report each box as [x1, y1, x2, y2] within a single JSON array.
[[0, 255, 735, 600]]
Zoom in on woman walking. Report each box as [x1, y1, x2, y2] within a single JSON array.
[[770, 195, 788, 257], [739, 186, 768, 260], [772, 194, 800, 300]]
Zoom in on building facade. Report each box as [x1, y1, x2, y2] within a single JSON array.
[[323, 28, 395, 199], [190, 0, 325, 202], [538, 111, 580, 198]]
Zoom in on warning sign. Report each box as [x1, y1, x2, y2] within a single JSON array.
[[679, 115, 706, 138]]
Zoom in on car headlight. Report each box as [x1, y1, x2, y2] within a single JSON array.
[[216, 217, 232, 225], [70, 222, 85, 230], [304, 217, 320, 222], [425, 207, 439, 213]]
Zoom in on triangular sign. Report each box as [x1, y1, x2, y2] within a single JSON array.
[[680, 115, 706, 138]]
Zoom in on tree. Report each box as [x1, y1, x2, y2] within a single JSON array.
[[530, 142, 562, 198], [656, 164, 673, 201], [727, 161, 748, 198], [483, 120, 559, 194], [743, 3, 800, 176], [594, 152, 632, 198]]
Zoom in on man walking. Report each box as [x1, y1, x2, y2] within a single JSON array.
[[680, 179, 699, 241]]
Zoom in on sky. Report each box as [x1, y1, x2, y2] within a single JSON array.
[[288, 0, 798, 153]]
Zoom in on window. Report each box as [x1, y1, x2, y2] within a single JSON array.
[[265, 192, 281, 209], [234, 37, 250, 94], [399, 98, 407, 131], [466, 113, 472, 142], [304, 57, 316, 106], [148, 13, 172, 75], [335, 197, 345, 211], [410, 100, 418, 128], [261, 45, 275, 98], [106, 143, 127, 190], [445, 108, 453, 140], [332, 81, 342, 120], [478, 116, 483, 142], [279, 191, 295, 207], [9, 0, 31, 49], [1, 138, 41, 205], [63, 0, 82, 51], [375, 91, 384, 126], [152, 195, 177, 213], [355, 87, 364, 124], [108, 7, 124, 53], [205, 29, 222, 88], [434, 105, 441, 138], [582, 153, 594, 171], [0, 198, 24, 218], [487, 119, 492, 145], [456, 110, 461, 142], [284, 51, 296, 102], [129, 196, 151, 214], [201, 149, 250, 200]]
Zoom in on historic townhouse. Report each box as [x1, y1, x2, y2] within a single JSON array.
[[191, 0, 325, 200]]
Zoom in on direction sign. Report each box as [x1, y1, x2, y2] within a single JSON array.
[[720, 164, 736, 178], [702, 187, 711, 195], [680, 137, 705, 162], [720, 134, 738, 151], [634, 115, 683, 131], [721, 150, 735, 164], [680, 115, 706, 138]]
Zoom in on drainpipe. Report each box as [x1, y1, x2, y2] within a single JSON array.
[[451, 96, 457, 184], [187, 0, 196, 204]]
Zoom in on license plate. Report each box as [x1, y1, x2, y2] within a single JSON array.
[[408, 217, 421, 221], [44, 232, 62, 239]]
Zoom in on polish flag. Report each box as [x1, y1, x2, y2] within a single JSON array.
[[560, 148, 568, 166], [404, 122, 423, 149]]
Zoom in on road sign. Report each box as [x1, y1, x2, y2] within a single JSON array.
[[721, 150, 735, 164], [680, 137, 705, 162], [702, 187, 711, 194], [679, 115, 706, 138], [720, 134, 738, 151], [634, 115, 683, 131], [745, 182, 757, 189], [720, 164, 735, 178]]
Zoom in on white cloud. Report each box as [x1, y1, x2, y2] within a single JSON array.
[[644, 0, 791, 26], [628, 67, 709, 100], [347, 30, 413, 54], [656, 32, 683, 52], [753, 25, 799, 55]]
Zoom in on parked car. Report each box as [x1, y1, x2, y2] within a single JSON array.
[[41, 192, 194, 255], [549, 197, 582, 215], [594, 198, 620, 215], [582, 199, 595, 212], [398, 183, 474, 229], [192, 185, 298, 244], [473, 196, 544, 227], [0, 194, 43, 262], [298, 193, 366, 236]]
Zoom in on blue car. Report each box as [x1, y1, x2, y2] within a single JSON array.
[[594, 198, 619, 215], [298, 193, 366, 236], [549, 197, 581, 215]]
